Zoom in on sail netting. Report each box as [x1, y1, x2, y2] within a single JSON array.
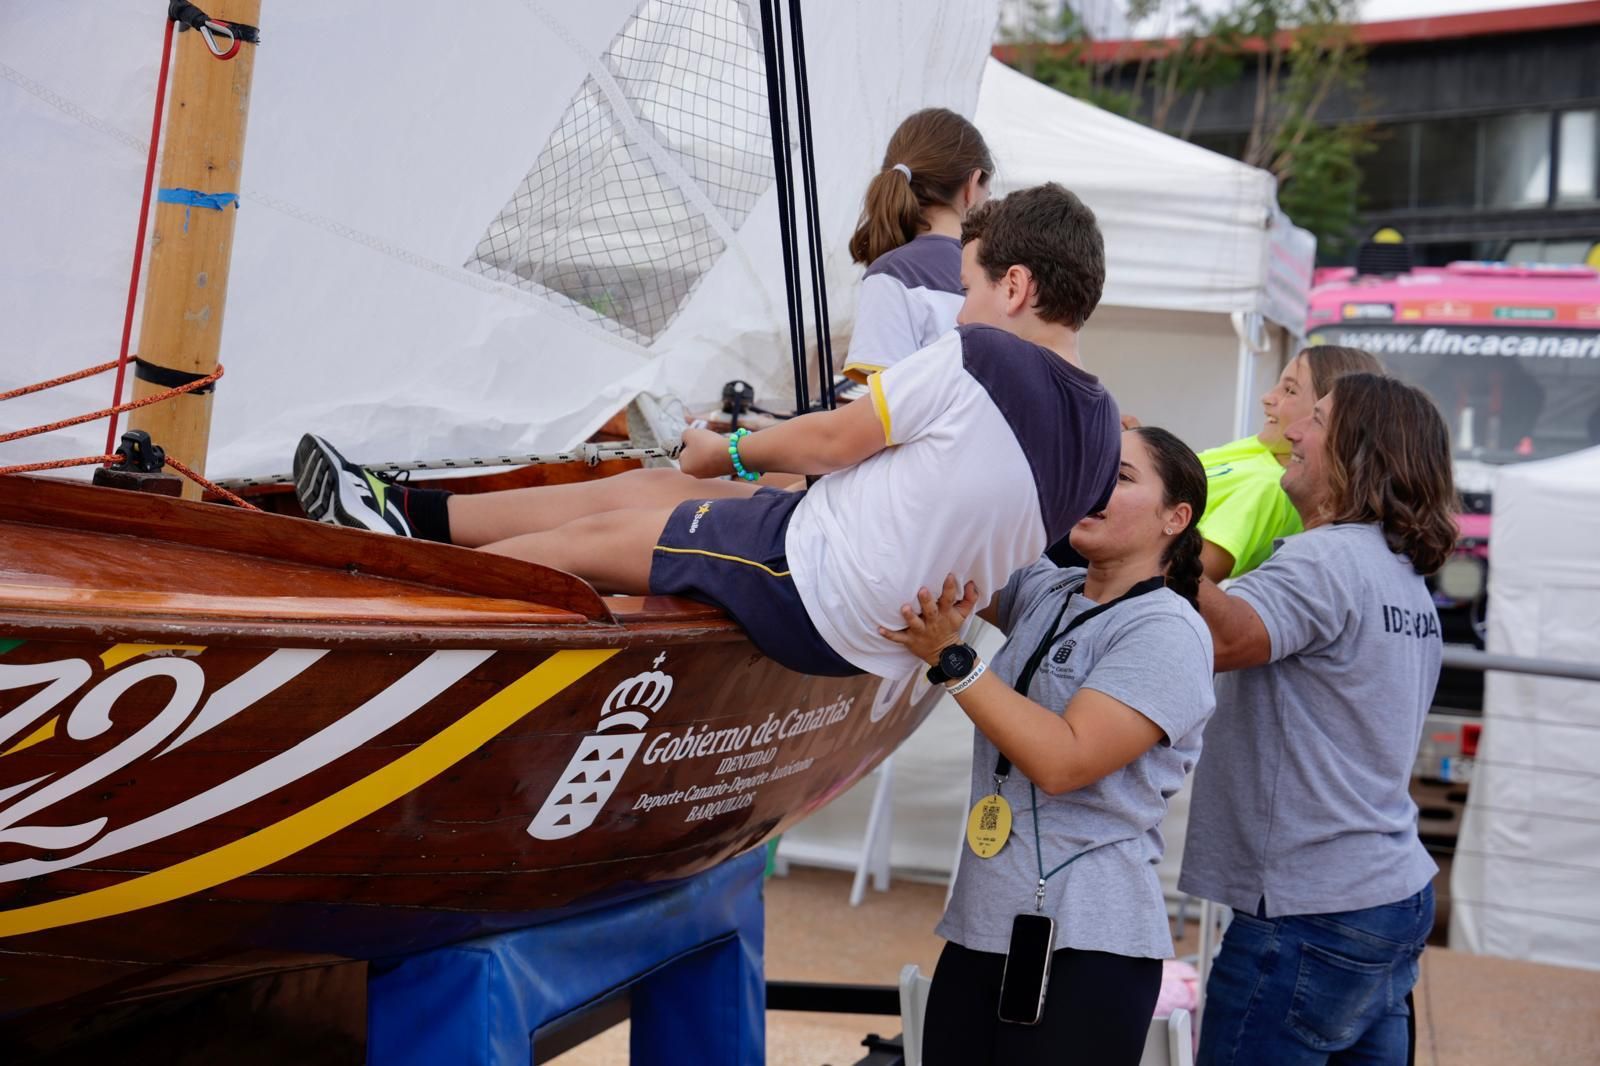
[[0, 0, 996, 477], [471, 0, 773, 345]]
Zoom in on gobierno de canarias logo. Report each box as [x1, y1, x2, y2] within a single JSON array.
[[526, 655, 675, 840]]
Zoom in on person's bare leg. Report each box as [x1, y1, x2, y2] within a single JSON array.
[[448, 468, 758, 548], [476, 507, 678, 594]]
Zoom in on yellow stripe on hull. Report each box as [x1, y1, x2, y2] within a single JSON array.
[[0, 648, 617, 938], [100, 644, 206, 669]]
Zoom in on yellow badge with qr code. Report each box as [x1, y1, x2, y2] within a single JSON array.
[[966, 793, 1012, 858]]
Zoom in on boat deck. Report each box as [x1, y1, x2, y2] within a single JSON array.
[[0, 521, 588, 627], [0, 474, 732, 643]]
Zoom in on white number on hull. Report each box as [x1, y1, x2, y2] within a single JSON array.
[[0, 658, 205, 850], [0, 647, 489, 882]]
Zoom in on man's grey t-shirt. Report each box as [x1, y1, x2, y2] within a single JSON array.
[[938, 560, 1215, 959], [1180, 523, 1441, 917]]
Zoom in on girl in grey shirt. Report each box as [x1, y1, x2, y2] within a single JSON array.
[[882, 427, 1215, 1066], [1184, 374, 1460, 1066]]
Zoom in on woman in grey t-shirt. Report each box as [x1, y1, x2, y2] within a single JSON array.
[[1183, 375, 1459, 1066], [882, 428, 1216, 1066]]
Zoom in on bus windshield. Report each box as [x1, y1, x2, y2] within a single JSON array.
[[1307, 323, 1600, 464]]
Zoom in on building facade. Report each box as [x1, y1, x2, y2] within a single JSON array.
[[1009, 1, 1600, 265]]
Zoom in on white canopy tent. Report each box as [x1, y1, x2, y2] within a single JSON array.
[[781, 58, 1317, 894], [0, 0, 997, 478], [1450, 447, 1600, 971], [981, 57, 1314, 449]]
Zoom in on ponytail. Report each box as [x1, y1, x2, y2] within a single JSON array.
[[848, 169, 924, 266], [848, 108, 994, 266], [1131, 426, 1209, 611]]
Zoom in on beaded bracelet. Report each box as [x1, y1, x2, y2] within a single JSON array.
[[727, 427, 762, 482]]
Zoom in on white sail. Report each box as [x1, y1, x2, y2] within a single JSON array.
[[1, 0, 997, 477]]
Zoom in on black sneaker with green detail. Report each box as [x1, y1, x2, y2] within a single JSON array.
[[293, 433, 414, 537]]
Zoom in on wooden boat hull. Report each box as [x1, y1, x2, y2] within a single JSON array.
[[0, 476, 943, 1021]]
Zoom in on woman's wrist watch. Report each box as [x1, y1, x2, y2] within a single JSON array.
[[926, 643, 980, 689]]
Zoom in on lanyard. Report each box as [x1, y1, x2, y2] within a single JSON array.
[[992, 575, 1166, 783], [987, 574, 1167, 909]]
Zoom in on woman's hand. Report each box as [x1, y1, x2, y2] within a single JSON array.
[[879, 574, 981, 665], [678, 427, 736, 479], [1120, 413, 1142, 430]]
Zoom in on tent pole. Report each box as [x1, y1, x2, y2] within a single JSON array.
[[1229, 311, 1269, 441], [127, 1, 262, 499]]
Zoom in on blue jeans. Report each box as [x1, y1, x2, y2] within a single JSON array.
[[1197, 885, 1434, 1066]]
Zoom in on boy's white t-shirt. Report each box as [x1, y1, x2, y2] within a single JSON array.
[[842, 234, 964, 381], [786, 324, 1122, 678]]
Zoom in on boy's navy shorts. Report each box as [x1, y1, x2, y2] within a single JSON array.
[[649, 488, 861, 678]]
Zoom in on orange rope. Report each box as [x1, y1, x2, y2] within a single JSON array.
[[0, 454, 122, 475], [0, 361, 120, 402], [162, 454, 258, 511], [0, 450, 260, 512], [0, 364, 225, 446]]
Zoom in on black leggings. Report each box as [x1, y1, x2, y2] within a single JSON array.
[[921, 940, 1162, 1066]]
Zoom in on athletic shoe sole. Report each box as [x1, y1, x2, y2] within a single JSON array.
[[292, 434, 411, 536]]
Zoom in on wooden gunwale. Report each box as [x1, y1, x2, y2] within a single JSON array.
[[0, 473, 744, 648], [0, 611, 748, 651], [0, 475, 615, 623]]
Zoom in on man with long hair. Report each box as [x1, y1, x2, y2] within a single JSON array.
[[1180, 372, 1458, 1065]]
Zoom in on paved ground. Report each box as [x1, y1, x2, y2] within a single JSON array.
[[550, 865, 1600, 1065]]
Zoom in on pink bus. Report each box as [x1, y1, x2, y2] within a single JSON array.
[[1306, 259, 1600, 711]]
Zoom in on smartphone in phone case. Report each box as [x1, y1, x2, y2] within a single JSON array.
[[997, 912, 1056, 1025]]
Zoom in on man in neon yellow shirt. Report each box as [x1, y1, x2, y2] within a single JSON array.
[[1194, 346, 1382, 580]]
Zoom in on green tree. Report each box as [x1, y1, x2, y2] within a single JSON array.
[[1001, 0, 1371, 252], [997, 0, 1138, 117]]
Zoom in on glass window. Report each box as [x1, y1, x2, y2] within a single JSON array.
[[1503, 238, 1594, 264], [1305, 324, 1600, 463], [1557, 110, 1599, 204], [1190, 131, 1249, 161], [1361, 123, 1414, 212], [1483, 112, 1551, 208], [1415, 118, 1478, 210]]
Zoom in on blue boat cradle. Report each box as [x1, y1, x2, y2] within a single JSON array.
[[366, 849, 766, 1066]]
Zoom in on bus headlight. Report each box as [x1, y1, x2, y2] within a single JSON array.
[[1437, 555, 1486, 603]]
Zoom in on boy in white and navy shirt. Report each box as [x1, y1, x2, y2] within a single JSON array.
[[658, 183, 1122, 677]]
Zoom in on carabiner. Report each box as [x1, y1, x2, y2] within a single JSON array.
[[198, 20, 240, 60]]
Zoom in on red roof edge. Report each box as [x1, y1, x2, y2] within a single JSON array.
[[992, 1, 1600, 65]]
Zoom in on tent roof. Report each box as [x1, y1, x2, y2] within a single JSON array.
[[975, 58, 1314, 330]]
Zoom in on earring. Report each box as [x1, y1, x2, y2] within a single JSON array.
[[1164, 527, 1174, 535]]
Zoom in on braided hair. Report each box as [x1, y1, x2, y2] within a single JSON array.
[[1131, 427, 1208, 609]]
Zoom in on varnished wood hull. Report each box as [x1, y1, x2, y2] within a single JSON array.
[[0, 475, 941, 1024]]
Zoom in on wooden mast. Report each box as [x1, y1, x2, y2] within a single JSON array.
[[127, 1, 261, 499]]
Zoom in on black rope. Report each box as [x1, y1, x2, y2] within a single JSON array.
[[757, 0, 809, 416], [133, 357, 217, 394], [169, 1, 261, 43], [787, 0, 835, 409]]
